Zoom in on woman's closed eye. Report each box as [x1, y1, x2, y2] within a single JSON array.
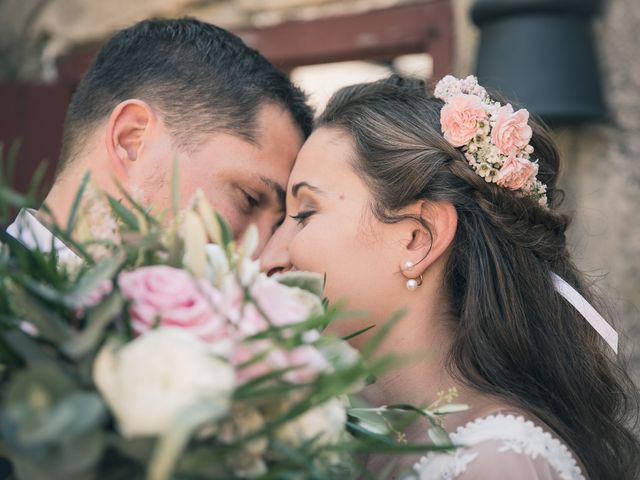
[[289, 210, 315, 226]]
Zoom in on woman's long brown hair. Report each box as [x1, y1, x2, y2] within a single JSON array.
[[318, 75, 640, 479]]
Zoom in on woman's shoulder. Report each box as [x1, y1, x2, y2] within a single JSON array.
[[413, 413, 586, 480]]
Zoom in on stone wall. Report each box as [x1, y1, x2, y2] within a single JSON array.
[[454, 0, 640, 382], [0, 0, 420, 80]]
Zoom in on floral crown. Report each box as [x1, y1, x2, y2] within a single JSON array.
[[434, 75, 548, 207]]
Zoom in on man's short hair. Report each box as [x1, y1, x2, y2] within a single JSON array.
[[59, 17, 313, 168]]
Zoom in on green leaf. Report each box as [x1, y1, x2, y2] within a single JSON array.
[[66, 252, 125, 304], [26, 161, 49, 200], [62, 293, 124, 359], [2, 330, 55, 366], [342, 324, 376, 342], [9, 285, 71, 344], [112, 181, 160, 227], [427, 425, 452, 447], [214, 212, 234, 250], [275, 271, 325, 297], [15, 392, 105, 447], [347, 408, 391, 435], [108, 196, 139, 230], [66, 171, 91, 236]]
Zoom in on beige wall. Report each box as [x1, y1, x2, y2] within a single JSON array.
[[2, 0, 639, 380]]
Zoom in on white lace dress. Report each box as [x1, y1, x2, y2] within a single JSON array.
[[413, 414, 586, 480]]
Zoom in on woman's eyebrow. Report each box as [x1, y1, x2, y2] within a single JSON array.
[[291, 181, 324, 197]]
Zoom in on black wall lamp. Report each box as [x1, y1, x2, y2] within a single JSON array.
[[471, 0, 606, 124]]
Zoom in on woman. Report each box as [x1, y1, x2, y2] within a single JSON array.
[[260, 75, 640, 479]]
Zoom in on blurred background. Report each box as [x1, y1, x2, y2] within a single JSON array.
[[0, 0, 638, 382]]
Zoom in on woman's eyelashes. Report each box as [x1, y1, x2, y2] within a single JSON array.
[[289, 209, 315, 226]]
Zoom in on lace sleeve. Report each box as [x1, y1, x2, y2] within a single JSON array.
[[414, 440, 571, 479], [413, 415, 585, 480]]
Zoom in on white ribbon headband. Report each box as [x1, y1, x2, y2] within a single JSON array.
[[551, 273, 619, 354]]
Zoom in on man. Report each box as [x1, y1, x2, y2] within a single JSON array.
[[7, 17, 313, 256]]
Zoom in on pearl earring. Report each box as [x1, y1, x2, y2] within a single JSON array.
[[403, 260, 414, 271], [406, 274, 423, 291]]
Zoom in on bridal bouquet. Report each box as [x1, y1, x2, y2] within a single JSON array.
[[0, 154, 461, 480]]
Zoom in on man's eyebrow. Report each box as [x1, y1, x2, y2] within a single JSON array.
[[291, 182, 322, 198], [259, 176, 286, 212]]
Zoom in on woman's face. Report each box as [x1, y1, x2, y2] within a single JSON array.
[[261, 128, 410, 337]]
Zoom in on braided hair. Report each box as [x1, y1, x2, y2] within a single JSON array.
[[317, 75, 640, 479]]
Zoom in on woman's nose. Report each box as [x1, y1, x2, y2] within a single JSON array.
[[259, 223, 293, 276]]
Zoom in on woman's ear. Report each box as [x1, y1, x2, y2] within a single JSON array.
[[398, 200, 458, 279], [105, 100, 154, 179]]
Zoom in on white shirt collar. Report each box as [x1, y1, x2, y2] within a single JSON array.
[[6, 209, 78, 261]]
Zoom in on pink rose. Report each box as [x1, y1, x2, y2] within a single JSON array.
[[250, 276, 322, 328], [496, 155, 536, 191], [233, 342, 329, 385], [232, 341, 272, 385], [283, 345, 330, 384], [118, 266, 228, 342], [491, 105, 532, 155], [440, 94, 487, 147]]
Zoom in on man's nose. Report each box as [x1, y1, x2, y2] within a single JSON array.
[[259, 223, 293, 276]]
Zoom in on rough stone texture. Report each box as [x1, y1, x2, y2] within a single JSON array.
[[557, 0, 640, 383], [454, 0, 640, 383], [0, 0, 421, 79]]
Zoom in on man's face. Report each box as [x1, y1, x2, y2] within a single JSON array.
[[137, 103, 304, 255]]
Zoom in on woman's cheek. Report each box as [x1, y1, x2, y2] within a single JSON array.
[[288, 232, 319, 273]]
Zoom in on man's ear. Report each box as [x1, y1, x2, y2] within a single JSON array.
[[105, 100, 154, 179], [398, 200, 458, 278]]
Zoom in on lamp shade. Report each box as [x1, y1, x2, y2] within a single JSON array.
[[471, 0, 606, 124]]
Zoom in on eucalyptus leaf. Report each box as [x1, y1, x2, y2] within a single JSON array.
[[66, 252, 125, 304], [214, 212, 234, 251], [66, 172, 91, 236], [274, 271, 325, 298], [427, 425, 452, 447], [9, 285, 71, 344], [347, 409, 390, 435], [63, 293, 124, 359], [2, 330, 54, 366], [16, 392, 105, 447], [108, 197, 139, 230]]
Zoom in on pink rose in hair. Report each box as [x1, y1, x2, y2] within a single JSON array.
[[496, 155, 535, 191], [491, 105, 533, 155], [440, 94, 487, 147], [118, 265, 228, 342]]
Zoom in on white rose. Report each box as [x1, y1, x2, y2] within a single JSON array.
[[275, 398, 347, 447], [93, 328, 234, 437]]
